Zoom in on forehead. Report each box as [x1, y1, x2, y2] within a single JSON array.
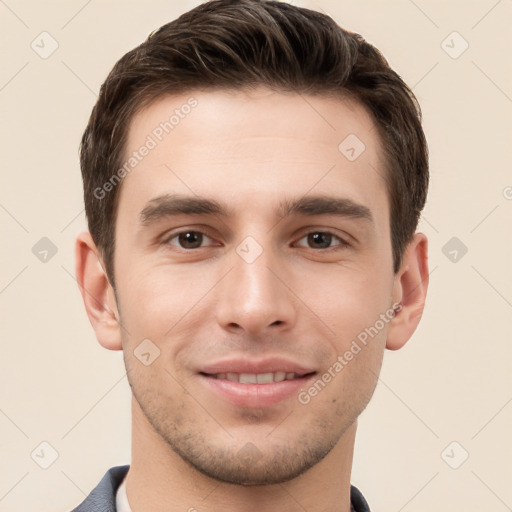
[[118, 88, 388, 226]]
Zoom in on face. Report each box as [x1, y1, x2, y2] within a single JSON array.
[[113, 88, 397, 485]]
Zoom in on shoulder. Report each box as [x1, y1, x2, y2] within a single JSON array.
[[350, 484, 371, 512], [70, 465, 130, 512]]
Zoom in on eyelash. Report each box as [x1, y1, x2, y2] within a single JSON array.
[[162, 229, 351, 251]]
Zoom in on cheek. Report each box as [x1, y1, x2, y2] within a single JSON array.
[[319, 326, 386, 409], [116, 266, 219, 375], [124, 351, 191, 422], [315, 268, 393, 339], [116, 266, 193, 332]]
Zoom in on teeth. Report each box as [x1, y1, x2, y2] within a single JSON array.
[[239, 373, 257, 384], [212, 372, 302, 383], [274, 371, 286, 382], [256, 373, 274, 384]]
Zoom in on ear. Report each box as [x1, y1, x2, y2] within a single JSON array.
[[75, 231, 122, 351], [386, 232, 429, 351]]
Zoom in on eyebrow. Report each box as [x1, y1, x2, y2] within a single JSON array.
[[139, 193, 373, 225]]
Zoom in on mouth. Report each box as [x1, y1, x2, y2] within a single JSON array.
[[198, 370, 317, 408], [199, 371, 316, 383]]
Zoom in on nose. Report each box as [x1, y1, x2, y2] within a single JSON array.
[[214, 243, 297, 337]]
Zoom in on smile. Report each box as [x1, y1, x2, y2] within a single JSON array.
[[199, 371, 317, 408], [202, 371, 314, 383]]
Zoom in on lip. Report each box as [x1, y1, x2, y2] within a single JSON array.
[[198, 357, 317, 408], [200, 357, 316, 376], [199, 373, 316, 408]]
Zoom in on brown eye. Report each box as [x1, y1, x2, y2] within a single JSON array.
[[308, 232, 332, 249], [167, 231, 212, 249], [296, 231, 349, 250]]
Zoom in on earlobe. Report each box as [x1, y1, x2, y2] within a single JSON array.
[[386, 233, 429, 351], [75, 231, 123, 351]]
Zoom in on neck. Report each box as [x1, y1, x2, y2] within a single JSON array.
[[125, 396, 356, 512]]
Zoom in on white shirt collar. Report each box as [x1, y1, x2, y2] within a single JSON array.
[[116, 474, 133, 512]]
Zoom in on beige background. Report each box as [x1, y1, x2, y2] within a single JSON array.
[[1, 0, 511, 510]]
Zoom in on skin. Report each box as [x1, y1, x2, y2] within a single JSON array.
[[76, 87, 428, 512]]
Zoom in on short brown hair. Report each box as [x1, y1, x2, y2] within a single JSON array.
[[80, 0, 428, 286]]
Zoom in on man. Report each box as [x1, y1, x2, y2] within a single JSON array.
[[72, 0, 429, 510]]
